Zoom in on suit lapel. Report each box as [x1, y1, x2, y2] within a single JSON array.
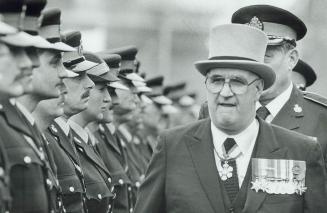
[[272, 87, 304, 130], [100, 124, 122, 155], [0, 100, 33, 137], [71, 129, 110, 175], [243, 119, 288, 213], [185, 119, 225, 213]]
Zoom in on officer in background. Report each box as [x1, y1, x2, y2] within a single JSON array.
[[291, 59, 317, 91], [45, 30, 97, 213]]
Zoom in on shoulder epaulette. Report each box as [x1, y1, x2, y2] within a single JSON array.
[[303, 91, 327, 107]]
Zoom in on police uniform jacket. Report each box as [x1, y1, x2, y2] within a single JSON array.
[[94, 124, 134, 213], [0, 101, 59, 213], [134, 118, 327, 213], [70, 129, 114, 213], [0, 136, 11, 213], [45, 122, 86, 213]]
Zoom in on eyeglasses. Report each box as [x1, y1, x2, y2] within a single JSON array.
[[205, 76, 260, 94]]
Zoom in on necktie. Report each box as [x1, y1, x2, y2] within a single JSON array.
[[222, 138, 239, 202], [256, 106, 270, 120]]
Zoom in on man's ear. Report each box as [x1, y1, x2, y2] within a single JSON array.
[[288, 48, 299, 70], [255, 79, 264, 101]]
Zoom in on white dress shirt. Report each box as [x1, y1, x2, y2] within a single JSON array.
[[256, 83, 293, 123], [55, 117, 70, 136], [67, 119, 89, 144], [211, 119, 259, 187]]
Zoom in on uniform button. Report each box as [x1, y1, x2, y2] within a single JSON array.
[[0, 167, 4, 177], [98, 194, 102, 199], [69, 186, 75, 192], [46, 179, 53, 189], [110, 186, 115, 192], [130, 207, 133, 212], [108, 177, 111, 183], [108, 204, 111, 209], [50, 210, 55, 213], [118, 179, 124, 185], [24, 156, 31, 164], [58, 201, 62, 207], [128, 186, 132, 191], [135, 181, 141, 188]]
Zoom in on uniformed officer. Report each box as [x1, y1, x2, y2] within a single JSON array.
[[44, 30, 96, 213], [68, 51, 116, 213], [291, 59, 317, 91], [87, 53, 135, 213]]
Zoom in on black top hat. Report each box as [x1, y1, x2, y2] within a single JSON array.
[[232, 4, 307, 41], [293, 59, 316, 87]]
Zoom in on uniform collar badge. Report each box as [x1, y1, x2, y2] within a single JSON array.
[[293, 104, 302, 113]]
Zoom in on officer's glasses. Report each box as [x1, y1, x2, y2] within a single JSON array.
[[205, 76, 260, 94]]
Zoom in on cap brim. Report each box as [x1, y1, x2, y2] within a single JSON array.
[[162, 104, 179, 114], [152, 95, 173, 105], [107, 81, 129, 90], [125, 73, 145, 82], [0, 22, 17, 34], [140, 94, 153, 105], [51, 42, 76, 52], [194, 60, 275, 90], [65, 69, 79, 78], [136, 86, 152, 93], [71, 60, 98, 72], [0, 31, 36, 47]]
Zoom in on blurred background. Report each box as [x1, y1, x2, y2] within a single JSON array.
[[48, 0, 327, 103]]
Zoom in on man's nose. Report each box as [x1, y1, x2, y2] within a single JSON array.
[[219, 82, 234, 97]]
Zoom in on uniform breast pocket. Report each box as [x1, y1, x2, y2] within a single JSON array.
[[59, 174, 84, 195], [6, 147, 43, 169]]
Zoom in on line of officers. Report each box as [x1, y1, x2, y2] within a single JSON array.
[[0, 0, 199, 213]]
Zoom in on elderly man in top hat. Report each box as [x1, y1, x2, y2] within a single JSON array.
[[198, 5, 327, 173], [291, 59, 316, 91], [134, 23, 327, 213]]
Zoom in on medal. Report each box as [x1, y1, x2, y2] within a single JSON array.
[[218, 161, 234, 181]]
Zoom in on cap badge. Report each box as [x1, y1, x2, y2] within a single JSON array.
[[293, 104, 302, 113], [246, 16, 264, 31]]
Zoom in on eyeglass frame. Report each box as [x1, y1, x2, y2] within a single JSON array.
[[205, 75, 261, 95]]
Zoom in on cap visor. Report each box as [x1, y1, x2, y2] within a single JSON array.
[[51, 42, 76, 52], [140, 94, 153, 104], [72, 60, 98, 72], [132, 80, 146, 87], [65, 69, 79, 78], [30, 35, 54, 49], [162, 104, 179, 114], [107, 81, 129, 90], [136, 86, 152, 93], [125, 73, 145, 82], [0, 31, 36, 47], [195, 60, 275, 90], [153, 95, 173, 105], [0, 22, 17, 34]]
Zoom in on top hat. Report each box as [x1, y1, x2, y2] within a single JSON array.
[[293, 59, 316, 87], [194, 24, 275, 90], [232, 5, 307, 45]]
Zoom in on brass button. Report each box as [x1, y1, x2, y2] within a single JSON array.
[[98, 194, 102, 199], [69, 186, 75, 192], [24, 156, 31, 164], [118, 179, 124, 185]]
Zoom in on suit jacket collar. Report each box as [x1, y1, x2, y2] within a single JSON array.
[[185, 118, 287, 213], [272, 86, 304, 130], [99, 124, 122, 155]]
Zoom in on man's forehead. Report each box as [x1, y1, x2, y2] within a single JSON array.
[[207, 68, 256, 78]]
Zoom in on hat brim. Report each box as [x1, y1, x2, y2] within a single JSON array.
[[0, 32, 37, 47], [0, 22, 17, 35], [107, 81, 129, 90], [194, 60, 275, 90], [71, 60, 98, 72], [51, 42, 76, 52], [125, 73, 145, 82]]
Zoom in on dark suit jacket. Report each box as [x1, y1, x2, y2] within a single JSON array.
[[134, 118, 327, 213], [198, 87, 327, 168]]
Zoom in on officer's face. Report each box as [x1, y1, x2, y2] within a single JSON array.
[[63, 72, 95, 116], [32, 50, 67, 99], [0, 43, 24, 99], [84, 82, 111, 122], [206, 68, 263, 135], [262, 45, 297, 102]]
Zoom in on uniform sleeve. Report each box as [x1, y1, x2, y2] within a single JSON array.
[[304, 142, 327, 213], [133, 134, 167, 213]]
